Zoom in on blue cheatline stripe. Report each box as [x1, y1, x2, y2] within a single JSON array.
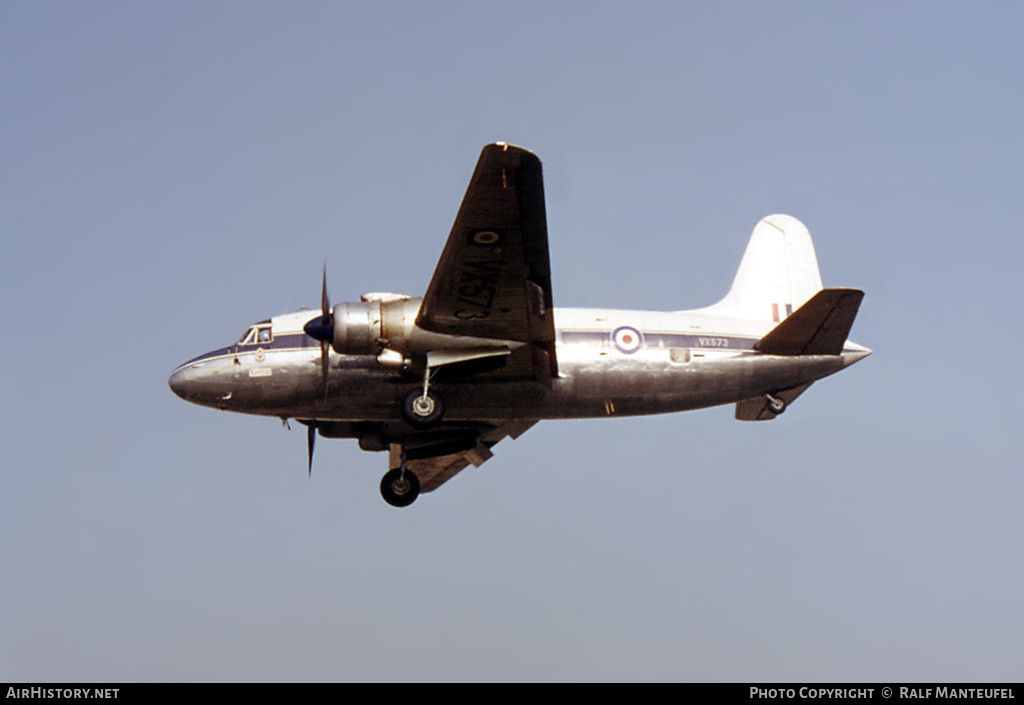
[[265, 333, 313, 350], [559, 330, 760, 350], [179, 345, 235, 367], [559, 330, 860, 354], [177, 334, 316, 369]]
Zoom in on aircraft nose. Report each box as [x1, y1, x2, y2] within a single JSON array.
[[168, 352, 237, 408], [168, 366, 190, 400]]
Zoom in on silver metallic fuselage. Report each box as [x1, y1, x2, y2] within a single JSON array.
[[168, 301, 871, 422]]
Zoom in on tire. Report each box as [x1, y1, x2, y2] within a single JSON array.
[[380, 468, 420, 508], [766, 395, 786, 414], [401, 389, 444, 429]]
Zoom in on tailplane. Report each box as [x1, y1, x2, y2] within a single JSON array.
[[701, 214, 824, 322], [754, 288, 865, 356]]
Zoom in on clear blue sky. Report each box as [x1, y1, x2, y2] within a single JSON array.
[[2, 1, 1022, 682]]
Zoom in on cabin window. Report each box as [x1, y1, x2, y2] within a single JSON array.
[[257, 326, 272, 344]]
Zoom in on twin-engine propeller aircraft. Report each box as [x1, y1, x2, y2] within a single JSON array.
[[169, 143, 870, 507]]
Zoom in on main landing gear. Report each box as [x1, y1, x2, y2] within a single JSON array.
[[387, 363, 441, 506], [380, 467, 421, 507], [400, 364, 444, 429]]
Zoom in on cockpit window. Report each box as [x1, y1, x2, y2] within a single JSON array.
[[239, 325, 272, 345]]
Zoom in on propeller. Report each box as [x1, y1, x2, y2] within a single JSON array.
[[303, 264, 333, 400], [301, 267, 334, 479]]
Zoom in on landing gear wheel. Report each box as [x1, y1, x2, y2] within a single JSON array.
[[766, 394, 786, 415], [380, 468, 420, 508], [401, 389, 444, 429]]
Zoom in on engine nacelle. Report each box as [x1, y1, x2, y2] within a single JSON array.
[[329, 296, 422, 356], [324, 294, 515, 360], [330, 301, 381, 355]]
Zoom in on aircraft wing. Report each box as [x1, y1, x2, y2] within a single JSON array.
[[392, 419, 538, 493], [416, 143, 557, 382]]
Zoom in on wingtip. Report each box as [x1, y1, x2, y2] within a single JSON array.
[[485, 142, 536, 157]]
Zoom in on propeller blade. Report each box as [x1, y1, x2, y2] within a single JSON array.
[[321, 263, 330, 317], [307, 422, 316, 479]]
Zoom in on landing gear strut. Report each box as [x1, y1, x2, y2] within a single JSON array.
[[380, 467, 421, 507]]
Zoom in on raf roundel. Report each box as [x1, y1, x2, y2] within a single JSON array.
[[467, 229, 502, 247], [612, 326, 643, 354]]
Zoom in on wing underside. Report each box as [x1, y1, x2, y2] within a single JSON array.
[[391, 419, 537, 493]]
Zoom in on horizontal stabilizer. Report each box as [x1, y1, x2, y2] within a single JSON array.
[[754, 288, 864, 356]]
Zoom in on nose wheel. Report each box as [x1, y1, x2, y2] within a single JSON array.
[[381, 467, 421, 507]]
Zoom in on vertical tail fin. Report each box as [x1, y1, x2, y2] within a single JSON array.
[[702, 214, 824, 322]]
